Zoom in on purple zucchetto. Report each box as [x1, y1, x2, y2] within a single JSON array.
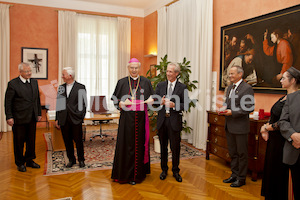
[[128, 58, 140, 63]]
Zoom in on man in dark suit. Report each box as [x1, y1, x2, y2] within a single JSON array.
[[219, 65, 254, 187], [55, 67, 87, 168], [279, 67, 300, 199], [155, 62, 188, 182], [5, 62, 42, 172]]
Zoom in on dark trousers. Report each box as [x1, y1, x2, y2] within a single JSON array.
[[61, 115, 84, 162], [158, 117, 181, 174], [290, 156, 300, 200], [12, 116, 37, 166], [226, 130, 248, 181]]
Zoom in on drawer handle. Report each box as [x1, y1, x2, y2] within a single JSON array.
[[214, 127, 218, 133], [214, 117, 218, 122], [213, 148, 217, 153], [214, 138, 218, 143], [226, 153, 229, 158]]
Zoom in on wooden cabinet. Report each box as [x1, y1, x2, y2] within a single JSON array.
[[206, 111, 268, 181]]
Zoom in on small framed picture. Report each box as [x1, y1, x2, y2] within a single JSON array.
[[22, 47, 48, 79]]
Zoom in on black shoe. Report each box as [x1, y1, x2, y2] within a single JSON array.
[[129, 181, 136, 185], [160, 171, 167, 180], [223, 176, 237, 183], [66, 161, 76, 168], [173, 173, 182, 182], [17, 165, 26, 172], [79, 161, 85, 168], [26, 161, 40, 168], [230, 180, 246, 187]]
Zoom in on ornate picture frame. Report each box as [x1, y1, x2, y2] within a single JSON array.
[[219, 5, 300, 94]]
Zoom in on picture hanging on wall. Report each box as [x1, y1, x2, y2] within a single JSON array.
[[219, 5, 300, 94], [22, 47, 48, 79]]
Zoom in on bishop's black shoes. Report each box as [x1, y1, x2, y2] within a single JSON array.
[[223, 176, 237, 183], [173, 173, 182, 182], [17, 165, 26, 172], [129, 181, 136, 185], [230, 180, 246, 187], [160, 171, 167, 180], [26, 161, 40, 168]]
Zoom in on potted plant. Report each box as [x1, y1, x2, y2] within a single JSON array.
[[146, 55, 198, 150]]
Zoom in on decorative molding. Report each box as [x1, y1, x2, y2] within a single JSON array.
[[2, 0, 145, 17], [144, 0, 174, 17]]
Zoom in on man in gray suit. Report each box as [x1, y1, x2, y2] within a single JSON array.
[[219, 65, 254, 187], [279, 67, 300, 199]]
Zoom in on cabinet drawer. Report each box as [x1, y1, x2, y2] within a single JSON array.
[[210, 125, 226, 137], [209, 143, 230, 162], [208, 113, 225, 126], [210, 134, 227, 148]]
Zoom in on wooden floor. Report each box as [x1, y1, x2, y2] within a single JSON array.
[[0, 125, 265, 200]]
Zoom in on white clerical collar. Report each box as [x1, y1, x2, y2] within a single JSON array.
[[233, 79, 243, 88], [19, 75, 30, 83], [130, 75, 139, 80]]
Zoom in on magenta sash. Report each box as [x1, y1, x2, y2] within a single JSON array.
[[125, 100, 150, 164]]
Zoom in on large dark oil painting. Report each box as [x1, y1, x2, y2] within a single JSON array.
[[220, 5, 300, 93]]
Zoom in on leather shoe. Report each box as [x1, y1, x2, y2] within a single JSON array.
[[26, 161, 40, 168], [66, 161, 76, 168], [17, 165, 26, 172], [223, 176, 237, 183], [79, 161, 85, 168], [160, 171, 167, 180], [230, 180, 246, 187], [129, 181, 136, 185], [173, 173, 182, 182]]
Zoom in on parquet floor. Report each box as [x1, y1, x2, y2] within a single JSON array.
[[0, 125, 264, 200]]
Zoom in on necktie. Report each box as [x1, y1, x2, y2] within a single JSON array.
[[229, 84, 236, 98], [168, 83, 173, 98]]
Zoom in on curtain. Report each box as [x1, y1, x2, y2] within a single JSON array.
[[58, 11, 77, 84], [158, 0, 213, 149], [117, 17, 131, 79], [77, 14, 118, 110], [0, 4, 10, 132], [157, 6, 167, 64]]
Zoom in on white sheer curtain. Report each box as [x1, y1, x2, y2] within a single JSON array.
[[157, 6, 167, 64], [158, 0, 213, 149], [0, 4, 10, 132], [77, 14, 118, 110], [58, 11, 77, 84], [117, 17, 131, 79]]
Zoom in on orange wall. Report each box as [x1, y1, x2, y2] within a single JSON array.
[[9, 4, 58, 105], [6, 2, 145, 105], [213, 0, 300, 112], [143, 11, 158, 76], [131, 17, 145, 73]]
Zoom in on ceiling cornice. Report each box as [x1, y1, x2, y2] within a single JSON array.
[[2, 0, 145, 17]]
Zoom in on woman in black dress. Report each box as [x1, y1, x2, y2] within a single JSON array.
[[260, 69, 299, 200]]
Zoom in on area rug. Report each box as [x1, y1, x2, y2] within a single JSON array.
[[43, 130, 204, 176]]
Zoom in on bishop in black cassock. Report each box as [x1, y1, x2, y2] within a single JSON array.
[[111, 58, 153, 185]]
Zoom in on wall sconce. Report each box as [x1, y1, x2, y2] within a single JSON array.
[[144, 53, 157, 57]]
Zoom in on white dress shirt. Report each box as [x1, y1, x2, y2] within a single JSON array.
[[66, 81, 75, 97]]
